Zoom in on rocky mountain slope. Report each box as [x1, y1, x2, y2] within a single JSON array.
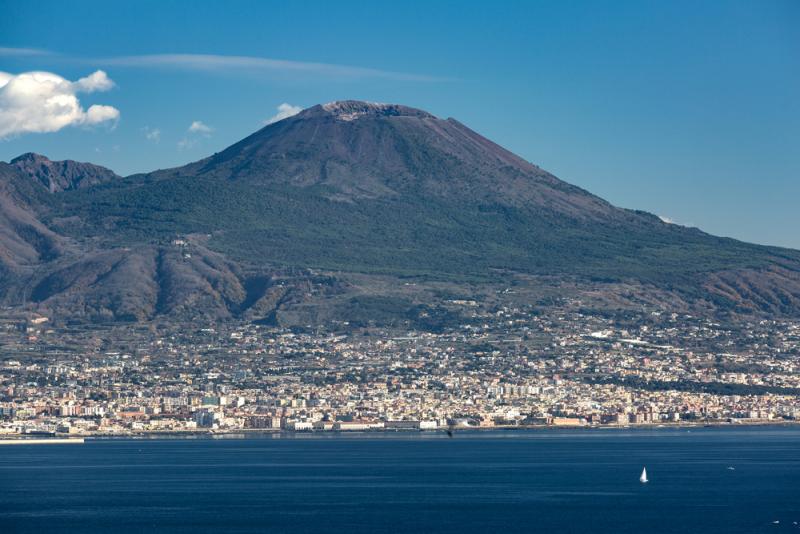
[[0, 163, 65, 274], [10, 152, 119, 193], [2, 101, 799, 324]]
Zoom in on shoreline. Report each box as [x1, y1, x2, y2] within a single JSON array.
[[4, 420, 798, 441], [0, 437, 85, 445]]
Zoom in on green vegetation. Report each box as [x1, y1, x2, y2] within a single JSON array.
[[50, 175, 793, 309]]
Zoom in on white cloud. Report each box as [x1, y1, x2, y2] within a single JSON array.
[[0, 70, 119, 138], [188, 120, 212, 134], [142, 126, 160, 142], [73, 70, 115, 93], [659, 215, 692, 227], [178, 120, 213, 150], [85, 104, 119, 123], [658, 215, 697, 228], [265, 103, 303, 125]]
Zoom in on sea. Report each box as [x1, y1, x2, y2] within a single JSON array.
[[2, 427, 799, 533]]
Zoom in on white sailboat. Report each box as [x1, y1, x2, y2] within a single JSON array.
[[639, 467, 648, 483]]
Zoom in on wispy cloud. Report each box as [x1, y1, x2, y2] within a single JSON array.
[[96, 53, 448, 82], [265, 103, 303, 125], [142, 126, 160, 142], [0, 46, 52, 57], [1, 47, 448, 81], [177, 137, 195, 151]]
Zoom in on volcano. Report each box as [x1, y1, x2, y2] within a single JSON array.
[[2, 101, 799, 324]]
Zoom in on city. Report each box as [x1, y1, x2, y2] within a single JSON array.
[[3, 2, 800, 530], [3, 299, 799, 437]]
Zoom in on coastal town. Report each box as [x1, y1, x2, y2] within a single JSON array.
[[2, 300, 799, 437]]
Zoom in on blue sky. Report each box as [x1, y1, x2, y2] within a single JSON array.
[[1, 0, 798, 248]]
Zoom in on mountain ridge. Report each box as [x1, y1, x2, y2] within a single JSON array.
[[10, 152, 120, 193]]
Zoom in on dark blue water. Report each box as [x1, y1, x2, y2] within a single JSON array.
[[2, 427, 799, 533]]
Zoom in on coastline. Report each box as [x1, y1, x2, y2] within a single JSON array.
[[0, 437, 85, 445], [4, 420, 798, 442]]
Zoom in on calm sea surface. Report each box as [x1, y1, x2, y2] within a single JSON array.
[[2, 427, 799, 533]]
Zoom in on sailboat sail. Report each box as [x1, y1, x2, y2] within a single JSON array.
[[639, 467, 648, 483]]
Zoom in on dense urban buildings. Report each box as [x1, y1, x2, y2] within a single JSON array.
[[2, 299, 798, 437]]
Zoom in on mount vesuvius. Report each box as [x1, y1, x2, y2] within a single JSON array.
[[2, 101, 799, 325]]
